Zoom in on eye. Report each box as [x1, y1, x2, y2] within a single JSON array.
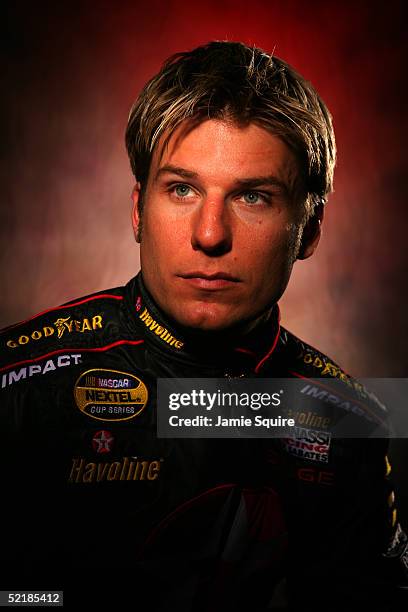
[[173, 184, 193, 198], [167, 182, 199, 203], [243, 191, 260, 204], [239, 191, 270, 205]]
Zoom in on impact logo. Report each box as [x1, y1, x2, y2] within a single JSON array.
[[282, 427, 331, 463], [6, 315, 103, 349], [74, 368, 148, 422], [92, 430, 114, 454], [1, 354, 82, 388], [300, 383, 386, 422]]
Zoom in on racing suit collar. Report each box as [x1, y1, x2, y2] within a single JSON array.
[[125, 273, 281, 376]]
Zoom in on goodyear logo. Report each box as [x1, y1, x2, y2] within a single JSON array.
[[138, 307, 184, 350], [6, 315, 103, 349], [302, 352, 348, 381], [300, 351, 388, 411], [74, 368, 148, 422]]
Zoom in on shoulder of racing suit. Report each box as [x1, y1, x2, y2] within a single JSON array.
[[260, 324, 389, 430], [0, 283, 142, 376]]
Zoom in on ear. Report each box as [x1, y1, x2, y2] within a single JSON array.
[[297, 201, 325, 260], [131, 182, 142, 243]]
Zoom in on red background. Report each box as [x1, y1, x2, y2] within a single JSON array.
[[1, 0, 407, 377]]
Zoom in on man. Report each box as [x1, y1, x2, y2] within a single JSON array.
[[0, 42, 406, 610]]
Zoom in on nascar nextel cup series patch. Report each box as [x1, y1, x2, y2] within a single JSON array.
[[74, 369, 148, 422]]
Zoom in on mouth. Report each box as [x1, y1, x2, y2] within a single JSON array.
[[178, 272, 241, 290]]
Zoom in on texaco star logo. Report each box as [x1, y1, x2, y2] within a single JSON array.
[[92, 430, 114, 454]]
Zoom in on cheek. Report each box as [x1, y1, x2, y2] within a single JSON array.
[[141, 211, 188, 275], [145, 200, 190, 243], [245, 223, 296, 270]]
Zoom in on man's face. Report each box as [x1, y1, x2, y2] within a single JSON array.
[[132, 119, 318, 331]]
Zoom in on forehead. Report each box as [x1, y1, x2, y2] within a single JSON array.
[[149, 118, 299, 189]]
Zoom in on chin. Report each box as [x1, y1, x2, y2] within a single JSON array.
[[172, 302, 243, 332]]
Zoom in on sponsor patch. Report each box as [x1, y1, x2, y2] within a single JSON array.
[[92, 430, 114, 454], [282, 427, 331, 463], [286, 408, 331, 430], [297, 468, 334, 485], [6, 315, 103, 349], [302, 352, 345, 378], [300, 384, 384, 423], [138, 306, 184, 350], [1, 354, 82, 388], [68, 455, 162, 484], [299, 353, 387, 412], [74, 368, 148, 422]]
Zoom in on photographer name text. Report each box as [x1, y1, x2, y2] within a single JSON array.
[[168, 414, 295, 429]]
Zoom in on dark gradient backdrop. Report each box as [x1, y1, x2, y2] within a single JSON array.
[[1, 0, 407, 376], [1, 0, 408, 526]]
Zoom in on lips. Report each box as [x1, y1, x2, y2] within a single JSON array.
[[178, 272, 241, 290], [181, 272, 240, 281]]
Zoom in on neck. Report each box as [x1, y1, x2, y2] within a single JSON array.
[[171, 307, 274, 348], [133, 272, 279, 363]]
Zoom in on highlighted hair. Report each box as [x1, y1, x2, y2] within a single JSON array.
[[125, 41, 336, 217]]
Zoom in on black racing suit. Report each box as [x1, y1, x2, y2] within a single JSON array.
[[0, 273, 407, 611]]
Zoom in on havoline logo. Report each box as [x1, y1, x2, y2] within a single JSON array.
[[74, 368, 148, 422]]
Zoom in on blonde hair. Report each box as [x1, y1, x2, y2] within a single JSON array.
[[125, 41, 336, 218]]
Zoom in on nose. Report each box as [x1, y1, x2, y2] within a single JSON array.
[[191, 197, 232, 256]]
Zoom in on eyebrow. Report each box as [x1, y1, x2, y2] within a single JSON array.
[[155, 164, 291, 195], [155, 165, 198, 180]]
